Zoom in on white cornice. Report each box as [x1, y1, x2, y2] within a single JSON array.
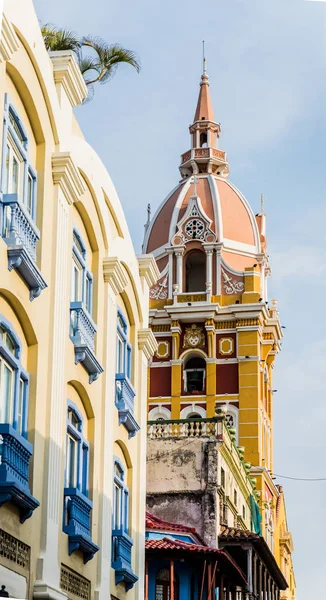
[[138, 328, 158, 360], [103, 257, 128, 295], [137, 254, 160, 287], [0, 14, 19, 63], [52, 152, 85, 205], [50, 50, 87, 107]]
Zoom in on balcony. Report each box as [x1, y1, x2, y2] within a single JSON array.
[[147, 417, 222, 440], [112, 529, 138, 591], [70, 302, 103, 383], [0, 424, 39, 522], [115, 374, 140, 438], [1, 194, 47, 300], [63, 487, 99, 563]]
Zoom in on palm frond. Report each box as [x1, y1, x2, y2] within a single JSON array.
[[81, 37, 141, 84], [41, 24, 80, 52]]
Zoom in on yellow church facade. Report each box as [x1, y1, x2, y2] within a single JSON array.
[[0, 2, 158, 599], [144, 65, 296, 599]]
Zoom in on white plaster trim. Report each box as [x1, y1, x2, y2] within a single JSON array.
[[33, 582, 68, 600], [143, 182, 181, 251], [168, 177, 192, 244], [180, 404, 206, 418], [150, 361, 171, 368], [209, 174, 223, 240], [138, 328, 158, 359], [216, 358, 238, 364], [50, 50, 87, 107], [151, 244, 169, 259], [0, 14, 19, 62], [221, 257, 248, 277], [103, 256, 128, 295], [137, 254, 160, 286], [52, 152, 85, 204], [148, 406, 171, 420], [223, 238, 257, 254]]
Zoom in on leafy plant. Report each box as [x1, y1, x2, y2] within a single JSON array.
[[41, 25, 140, 101]]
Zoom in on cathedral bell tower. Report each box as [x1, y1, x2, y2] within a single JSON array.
[[143, 63, 294, 592]]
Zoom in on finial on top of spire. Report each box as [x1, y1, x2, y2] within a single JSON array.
[[202, 40, 207, 76], [260, 193, 265, 214]]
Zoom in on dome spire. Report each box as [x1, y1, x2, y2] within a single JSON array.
[[194, 42, 215, 123]]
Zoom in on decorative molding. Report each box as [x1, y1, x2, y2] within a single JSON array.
[[137, 254, 160, 287], [151, 324, 170, 333], [33, 582, 68, 600], [219, 337, 234, 355], [183, 324, 205, 349], [155, 340, 170, 359], [138, 328, 158, 360], [0, 529, 30, 570], [60, 565, 90, 600], [50, 51, 88, 107], [103, 257, 128, 295], [52, 152, 85, 205], [0, 15, 19, 63]]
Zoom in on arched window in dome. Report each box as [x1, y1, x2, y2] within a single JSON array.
[[185, 251, 206, 293], [183, 355, 206, 394], [200, 132, 208, 148]]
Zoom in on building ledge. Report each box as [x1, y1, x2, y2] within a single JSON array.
[[7, 246, 47, 300], [63, 488, 99, 563], [0, 424, 39, 522], [112, 530, 138, 591], [50, 50, 88, 107], [115, 375, 139, 438]]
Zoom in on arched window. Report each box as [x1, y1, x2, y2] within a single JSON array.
[[112, 457, 129, 538], [70, 229, 93, 315], [64, 403, 89, 496], [1, 95, 37, 220], [200, 132, 208, 148], [155, 568, 179, 600], [183, 356, 206, 394], [185, 251, 206, 292], [148, 406, 171, 421], [180, 404, 206, 419], [0, 315, 28, 436], [116, 310, 132, 380]]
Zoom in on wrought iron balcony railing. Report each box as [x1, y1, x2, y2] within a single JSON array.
[[1, 194, 47, 300], [70, 302, 103, 383], [112, 529, 138, 591], [63, 487, 99, 563], [0, 423, 39, 522], [115, 374, 140, 438]]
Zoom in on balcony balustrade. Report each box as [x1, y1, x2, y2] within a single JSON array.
[[1, 194, 47, 300], [70, 302, 103, 383], [0, 424, 39, 522], [115, 374, 140, 437], [112, 529, 138, 591], [147, 417, 223, 440], [63, 487, 99, 563]]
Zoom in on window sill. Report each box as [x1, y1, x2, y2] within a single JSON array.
[[115, 375, 139, 438], [112, 529, 138, 591], [1, 194, 47, 301], [63, 487, 99, 563], [0, 423, 39, 522], [70, 302, 103, 384]]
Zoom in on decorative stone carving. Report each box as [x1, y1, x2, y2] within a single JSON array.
[[221, 268, 245, 295], [183, 324, 205, 349], [171, 195, 216, 246], [149, 273, 168, 300]]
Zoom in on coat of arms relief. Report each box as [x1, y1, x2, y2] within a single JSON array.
[[183, 324, 205, 349]]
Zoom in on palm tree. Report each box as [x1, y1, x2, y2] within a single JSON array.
[[41, 25, 140, 100]]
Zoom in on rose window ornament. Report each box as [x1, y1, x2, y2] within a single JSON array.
[[185, 218, 205, 239]]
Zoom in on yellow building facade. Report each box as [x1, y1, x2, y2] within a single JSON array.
[[0, 2, 158, 599], [144, 66, 296, 598]]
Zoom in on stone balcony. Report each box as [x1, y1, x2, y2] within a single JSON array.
[[70, 302, 103, 383], [63, 487, 99, 563], [0, 423, 39, 522], [112, 529, 138, 591], [181, 147, 227, 165], [115, 374, 140, 438], [1, 194, 47, 300], [147, 417, 222, 440]]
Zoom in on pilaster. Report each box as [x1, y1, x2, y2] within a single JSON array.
[[52, 152, 85, 205], [103, 257, 128, 295], [0, 13, 19, 63]]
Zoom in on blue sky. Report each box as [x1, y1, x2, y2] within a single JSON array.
[[34, 0, 326, 596]]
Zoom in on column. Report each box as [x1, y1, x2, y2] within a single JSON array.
[[175, 247, 184, 293], [253, 553, 257, 597], [205, 246, 214, 300], [167, 248, 174, 299], [263, 567, 267, 600], [145, 559, 149, 600], [247, 547, 253, 596], [267, 575, 271, 600], [207, 562, 212, 600], [215, 243, 223, 296], [170, 560, 175, 600], [259, 559, 263, 599]]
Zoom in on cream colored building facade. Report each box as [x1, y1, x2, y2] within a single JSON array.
[[0, 2, 158, 599]]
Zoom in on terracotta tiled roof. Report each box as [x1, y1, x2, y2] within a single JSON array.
[[146, 537, 247, 585], [219, 527, 288, 590], [146, 511, 206, 544], [145, 537, 216, 553]]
